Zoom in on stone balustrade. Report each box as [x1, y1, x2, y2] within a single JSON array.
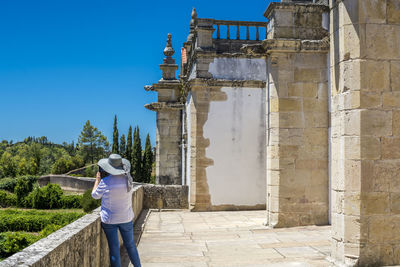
[[213, 20, 267, 41]]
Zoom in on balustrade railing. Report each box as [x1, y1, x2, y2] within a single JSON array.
[[213, 20, 267, 41]]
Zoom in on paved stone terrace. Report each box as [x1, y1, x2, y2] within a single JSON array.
[[137, 210, 332, 267]]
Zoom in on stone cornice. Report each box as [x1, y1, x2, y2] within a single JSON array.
[[188, 78, 266, 89], [242, 38, 329, 55], [145, 102, 184, 111], [152, 80, 181, 91]]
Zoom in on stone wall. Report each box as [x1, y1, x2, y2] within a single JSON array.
[[142, 184, 188, 209], [330, 0, 400, 265], [266, 51, 329, 228], [1, 186, 144, 267], [38, 175, 95, 193]]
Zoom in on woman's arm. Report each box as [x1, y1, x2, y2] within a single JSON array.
[[91, 172, 105, 199], [93, 172, 101, 191]]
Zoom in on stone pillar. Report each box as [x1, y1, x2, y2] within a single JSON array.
[[330, 0, 400, 265], [145, 34, 183, 185], [264, 2, 330, 227]]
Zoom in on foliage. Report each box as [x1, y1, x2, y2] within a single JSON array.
[[27, 184, 63, 209], [84, 165, 97, 178], [0, 137, 78, 178], [77, 120, 109, 164], [126, 126, 133, 163], [132, 126, 143, 182], [0, 152, 17, 178], [39, 224, 63, 238], [112, 115, 119, 154], [14, 178, 33, 206], [120, 134, 126, 158], [0, 176, 37, 194], [0, 231, 41, 258], [0, 190, 17, 207], [51, 155, 84, 174], [143, 134, 153, 184], [81, 189, 101, 213], [0, 178, 17, 192], [0, 209, 85, 232], [60, 195, 82, 209]]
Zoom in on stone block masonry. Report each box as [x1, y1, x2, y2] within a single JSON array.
[[330, 0, 400, 265], [263, 2, 330, 228]]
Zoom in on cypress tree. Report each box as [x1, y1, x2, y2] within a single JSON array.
[[120, 134, 126, 158], [112, 115, 119, 154], [143, 134, 153, 183], [132, 126, 143, 182], [126, 126, 133, 163]]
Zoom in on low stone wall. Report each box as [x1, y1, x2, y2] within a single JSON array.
[[38, 175, 95, 193], [143, 184, 188, 209], [1, 186, 144, 267]]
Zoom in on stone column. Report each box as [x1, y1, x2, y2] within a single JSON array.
[[330, 0, 400, 265], [264, 2, 330, 227], [145, 34, 183, 185]]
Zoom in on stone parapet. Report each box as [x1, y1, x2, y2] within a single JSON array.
[[38, 175, 95, 192], [142, 184, 189, 209], [264, 2, 329, 40]]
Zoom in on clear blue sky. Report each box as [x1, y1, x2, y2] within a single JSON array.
[[0, 0, 273, 146]]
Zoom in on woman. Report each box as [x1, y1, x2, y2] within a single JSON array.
[[91, 154, 141, 267]]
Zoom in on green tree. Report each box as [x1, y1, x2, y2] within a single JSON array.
[[142, 134, 153, 183], [0, 152, 17, 178], [132, 126, 143, 182], [112, 115, 119, 154], [28, 143, 42, 175], [78, 120, 109, 164], [120, 134, 126, 158], [126, 126, 133, 163]]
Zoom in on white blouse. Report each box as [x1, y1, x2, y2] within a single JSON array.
[[91, 174, 134, 224]]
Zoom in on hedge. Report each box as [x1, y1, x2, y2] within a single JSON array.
[[0, 190, 17, 208], [0, 232, 41, 258], [0, 176, 38, 193], [81, 189, 101, 213], [0, 209, 85, 232]]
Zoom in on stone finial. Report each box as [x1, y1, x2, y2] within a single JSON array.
[[163, 33, 175, 58], [190, 8, 197, 29], [160, 33, 178, 80], [187, 8, 197, 42]]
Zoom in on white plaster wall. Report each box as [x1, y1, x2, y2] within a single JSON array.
[[203, 87, 266, 206], [208, 58, 267, 81]]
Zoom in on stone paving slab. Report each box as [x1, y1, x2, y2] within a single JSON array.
[[137, 210, 333, 267]]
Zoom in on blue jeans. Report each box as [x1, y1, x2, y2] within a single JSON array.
[[101, 221, 141, 267]]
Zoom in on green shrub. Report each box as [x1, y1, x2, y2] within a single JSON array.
[[0, 190, 17, 207], [60, 195, 82, 209], [0, 232, 41, 258], [0, 178, 17, 192], [0, 176, 38, 194], [39, 224, 63, 238], [84, 166, 97, 178], [27, 183, 63, 209], [14, 179, 32, 206], [81, 189, 101, 213], [0, 209, 85, 232]]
